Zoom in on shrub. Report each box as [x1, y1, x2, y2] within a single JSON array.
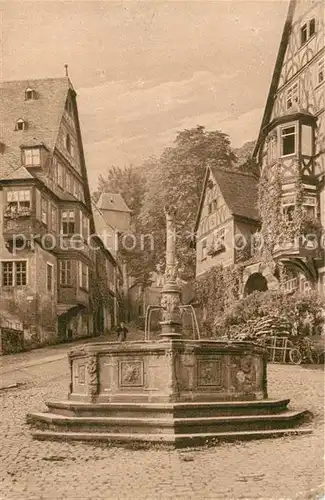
[[213, 290, 325, 340]]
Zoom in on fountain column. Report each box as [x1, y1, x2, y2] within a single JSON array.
[[159, 205, 182, 339]]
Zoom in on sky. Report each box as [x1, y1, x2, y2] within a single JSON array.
[[0, 0, 290, 189]]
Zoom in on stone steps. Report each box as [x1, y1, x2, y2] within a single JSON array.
[[45, 398, 291, 418], [30, 428, 313, 448], [27, 409, 310, 435]]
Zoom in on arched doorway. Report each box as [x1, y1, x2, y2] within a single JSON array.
[[244, 272, 268, 296]]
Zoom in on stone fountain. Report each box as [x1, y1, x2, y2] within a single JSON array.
[[27, 207, 311, 447]]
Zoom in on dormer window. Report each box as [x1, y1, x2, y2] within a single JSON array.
[[23, 147, 41, 166], [25, 87, 37, 100], [15, 119, 27, 131]]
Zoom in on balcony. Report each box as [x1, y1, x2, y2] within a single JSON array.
[[282, 277, 299, 294]]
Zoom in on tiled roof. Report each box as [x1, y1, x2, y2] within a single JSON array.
[[97, 192, 131, 213], [210, 167, 259, 221], [0, 77, 72, 180]]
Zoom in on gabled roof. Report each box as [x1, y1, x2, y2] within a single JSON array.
[[0, 77, 73, 180], [97, 192, 131, 213], [194, 167, 259, 232], [253, 0, 296, 159]]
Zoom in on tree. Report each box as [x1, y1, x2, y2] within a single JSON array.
[[140, 126, 237, 280]]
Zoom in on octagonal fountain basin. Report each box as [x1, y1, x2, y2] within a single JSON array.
[[27, 339, 312, 447]]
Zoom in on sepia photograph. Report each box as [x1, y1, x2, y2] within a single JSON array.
[[0, 0, 324, 498]]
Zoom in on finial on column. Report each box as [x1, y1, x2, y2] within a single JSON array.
[[64, 64, 69, 77]]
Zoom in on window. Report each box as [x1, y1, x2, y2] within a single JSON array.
[[2, 261, 27, 286], [60, 260, 72, 286], [281, 125, 296, 156], [301, 23, 308, 45], [81, 212, 90, 239], [316, 58, 324, 86], [50, 159, 57, 182], [41, 197, 48, 225], [57, 163, 64, 188], [65, 134, 71, 154], [201, 239, 207, 260], [15, 119, 27, 131], [73, 178, 79, 199], [302, 196, 316, 218], [65, 100, 73, 115], [214, 228, 225, 246], [66, 170, 72, 193], [79, 262, 89, 290], [282, 194, 295, 221], [286, 82, 299, 110], [5, 190, 31, 216], [25, 88, 36, 100], [61, 209, 75, 235], [2, 262, 13, 286], [301, 124, 313, 156], [50, 205, 58, 232], [267, 134, 277, 162], [46, 263, 53, 292], [301, 19, 316, 45], [24, 148, 40, 166], [309, 18, 316, 37]]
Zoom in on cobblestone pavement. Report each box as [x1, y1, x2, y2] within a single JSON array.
[[0, 344, 324, 500]]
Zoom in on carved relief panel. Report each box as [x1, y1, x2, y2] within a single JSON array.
[[119, 360, 144, 388], [197, 357, 223, 388]]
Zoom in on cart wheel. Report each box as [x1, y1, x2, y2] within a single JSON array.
[[309, 351, 319, 365], [289, 348, 302, 365]]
